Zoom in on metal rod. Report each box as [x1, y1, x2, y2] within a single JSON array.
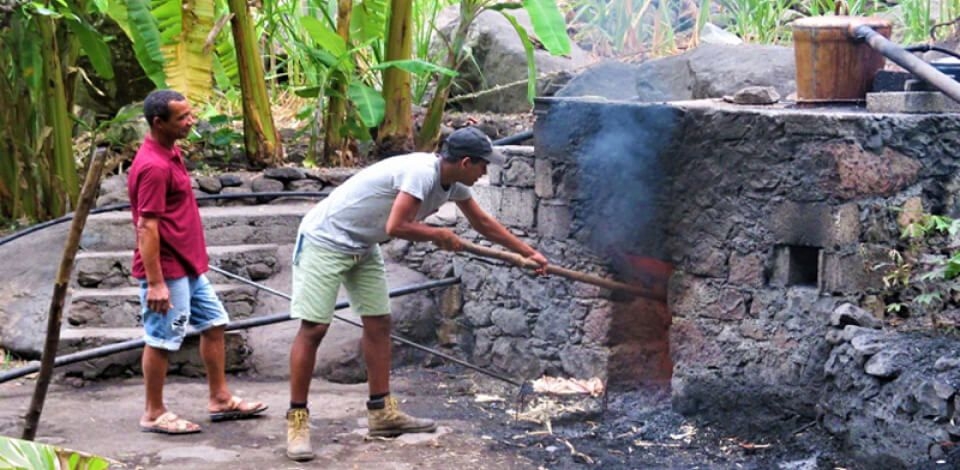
[[0, 277, 463, 384], [850, 24, 960, 104], [207, 266, 524, 386]]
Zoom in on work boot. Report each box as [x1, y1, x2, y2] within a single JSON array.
[[366, 396, 437, 437], [286, 408, 314, 461]]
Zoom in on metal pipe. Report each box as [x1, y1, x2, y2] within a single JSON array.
[[850, 24, 960, 104], [0, 277, 463, 384], [492, 130, 532, 146]]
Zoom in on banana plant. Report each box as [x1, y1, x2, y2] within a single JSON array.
[[0, 435, 110, 469], [0, 0, 113, 221], [415, 0, 571, 151], [226, 0, 283, 167]]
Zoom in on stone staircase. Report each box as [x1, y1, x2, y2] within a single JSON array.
[[59, 203, 313, 379]]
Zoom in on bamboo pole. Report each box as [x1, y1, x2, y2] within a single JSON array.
[[22, 148, 105, 441], [460, 241, 666, 301]]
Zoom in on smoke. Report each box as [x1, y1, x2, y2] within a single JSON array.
[[573, 104, 681, 274]]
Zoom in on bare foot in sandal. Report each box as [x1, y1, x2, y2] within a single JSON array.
[[140, 411, 202, 434], [208, 396, 268, 422]]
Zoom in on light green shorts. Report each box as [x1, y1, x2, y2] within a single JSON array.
[[291, 240, 390, 324]]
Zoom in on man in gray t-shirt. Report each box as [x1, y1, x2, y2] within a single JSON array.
[[285, 127, 548, 462]]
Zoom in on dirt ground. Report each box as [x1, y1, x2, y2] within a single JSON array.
[[0, 362, 889, 470]]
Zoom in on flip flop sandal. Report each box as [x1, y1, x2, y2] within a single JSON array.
[[209, 396, 268, 422], [140, 411, 202, 435]]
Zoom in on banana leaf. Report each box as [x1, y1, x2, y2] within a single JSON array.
[[347, 80, 385, 127], [521, 0, 570, 56]]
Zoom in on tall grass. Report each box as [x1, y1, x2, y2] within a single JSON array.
[[562, 0, 960, 59]]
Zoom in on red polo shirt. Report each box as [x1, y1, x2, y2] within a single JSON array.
[[128, 135, 209, 279]]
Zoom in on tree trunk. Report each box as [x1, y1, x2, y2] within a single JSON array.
[[22, 145, 105, 441], [322, 0, 353, 166], [37, 14, 77, 214], [415, 2, 479, 151], [375, 0, 414, 158], [228, 0, 283, 168]]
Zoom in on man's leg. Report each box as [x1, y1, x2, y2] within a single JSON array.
[[138, 277, 200, 433], [142, 345, 170, 421], [289, 321, 329, 404], [348, 247, 436, 437], [360, 315, 391, 396], [190, 275, 266, 417], [199, 325, 230, 403]]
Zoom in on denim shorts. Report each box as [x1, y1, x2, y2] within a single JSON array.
[[291, 236, 390, 324], [138, 275, 229, 351]]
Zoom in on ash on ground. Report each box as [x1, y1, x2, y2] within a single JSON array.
[[406, 364, 960, 470]]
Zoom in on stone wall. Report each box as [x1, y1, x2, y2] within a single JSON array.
[[532, 97, 960, 467]]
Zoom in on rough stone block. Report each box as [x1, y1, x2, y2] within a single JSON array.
[[728, 252, 765, 287], [830, 203, 861, 247], [501, 156, 535, 188], [820, 246, 886, 295], [472, 186, 536, 228], [831, 303, 883, 329], [770, 201, 830, 247], [867, 91, 960, 114], [537, 200, 571, 239], [534, 158, 555, 198]]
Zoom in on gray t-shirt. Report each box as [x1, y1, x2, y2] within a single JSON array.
[[298, 153, 472, 254]]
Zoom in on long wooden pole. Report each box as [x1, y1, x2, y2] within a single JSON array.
[[460, 241, 666, 301], [22, 148, 105, 440]]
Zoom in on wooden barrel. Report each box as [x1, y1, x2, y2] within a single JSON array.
[[792, 16, 892, 103]]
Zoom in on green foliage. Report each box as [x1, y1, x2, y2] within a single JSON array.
[[875, 211, 960, 331], [0, 435, 110, 470]]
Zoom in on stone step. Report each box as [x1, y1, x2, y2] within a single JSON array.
[[80, 203, 313, 251], [58, 327, 250, 380], [67, 284, 259, 328], [75, 244, 281, 288]]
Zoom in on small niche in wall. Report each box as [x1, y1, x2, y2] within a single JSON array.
[[771, 244, 822, 287]]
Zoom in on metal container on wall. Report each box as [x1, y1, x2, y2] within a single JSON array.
[[792, 16, 892, 103]]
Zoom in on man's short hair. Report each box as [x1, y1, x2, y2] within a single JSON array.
[[439, 127, 506, 165], [143, 90, 186, 126]]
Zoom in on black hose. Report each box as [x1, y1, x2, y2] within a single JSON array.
[[0, 277, 464, 384], [904, 45, 960, 61], [492, 130, 533, 146], [851, 25, 960, 104], [0, 191, 329, 248]]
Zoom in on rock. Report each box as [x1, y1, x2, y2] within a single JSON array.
[[491, 307, 529, 337], [723, 86, 780, 105], [864, 349, 906, 378], [196, 175, 223, 194], [558, 43, 795, 102], [314, 311, 365, 384], [831, 303, 883, 329], [219, 174, 245, 187], [252, 176, 284, 193], [386, 264, 439, 344], [934, 355, 960, 371], [554, 61, 642, 101], [305, 167, 359, 186], [434, 8, 593, 113], [264, 167, 305, 182], [699, 23, 742, 45]]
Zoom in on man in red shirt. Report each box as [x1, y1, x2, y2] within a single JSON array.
[[130, 89, 267, 434]]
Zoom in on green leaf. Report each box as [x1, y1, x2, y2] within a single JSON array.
[[123, 0, 167, 87], [374, 59, 458, 77], [294, 85, 324, 98], [522, 0, 571, 56], [499, 11, 537, 104], [65, 18, 115, 79], [350, 0, 387, 45], [301, 15, 347, 58], [347, 81, 385, 127]]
